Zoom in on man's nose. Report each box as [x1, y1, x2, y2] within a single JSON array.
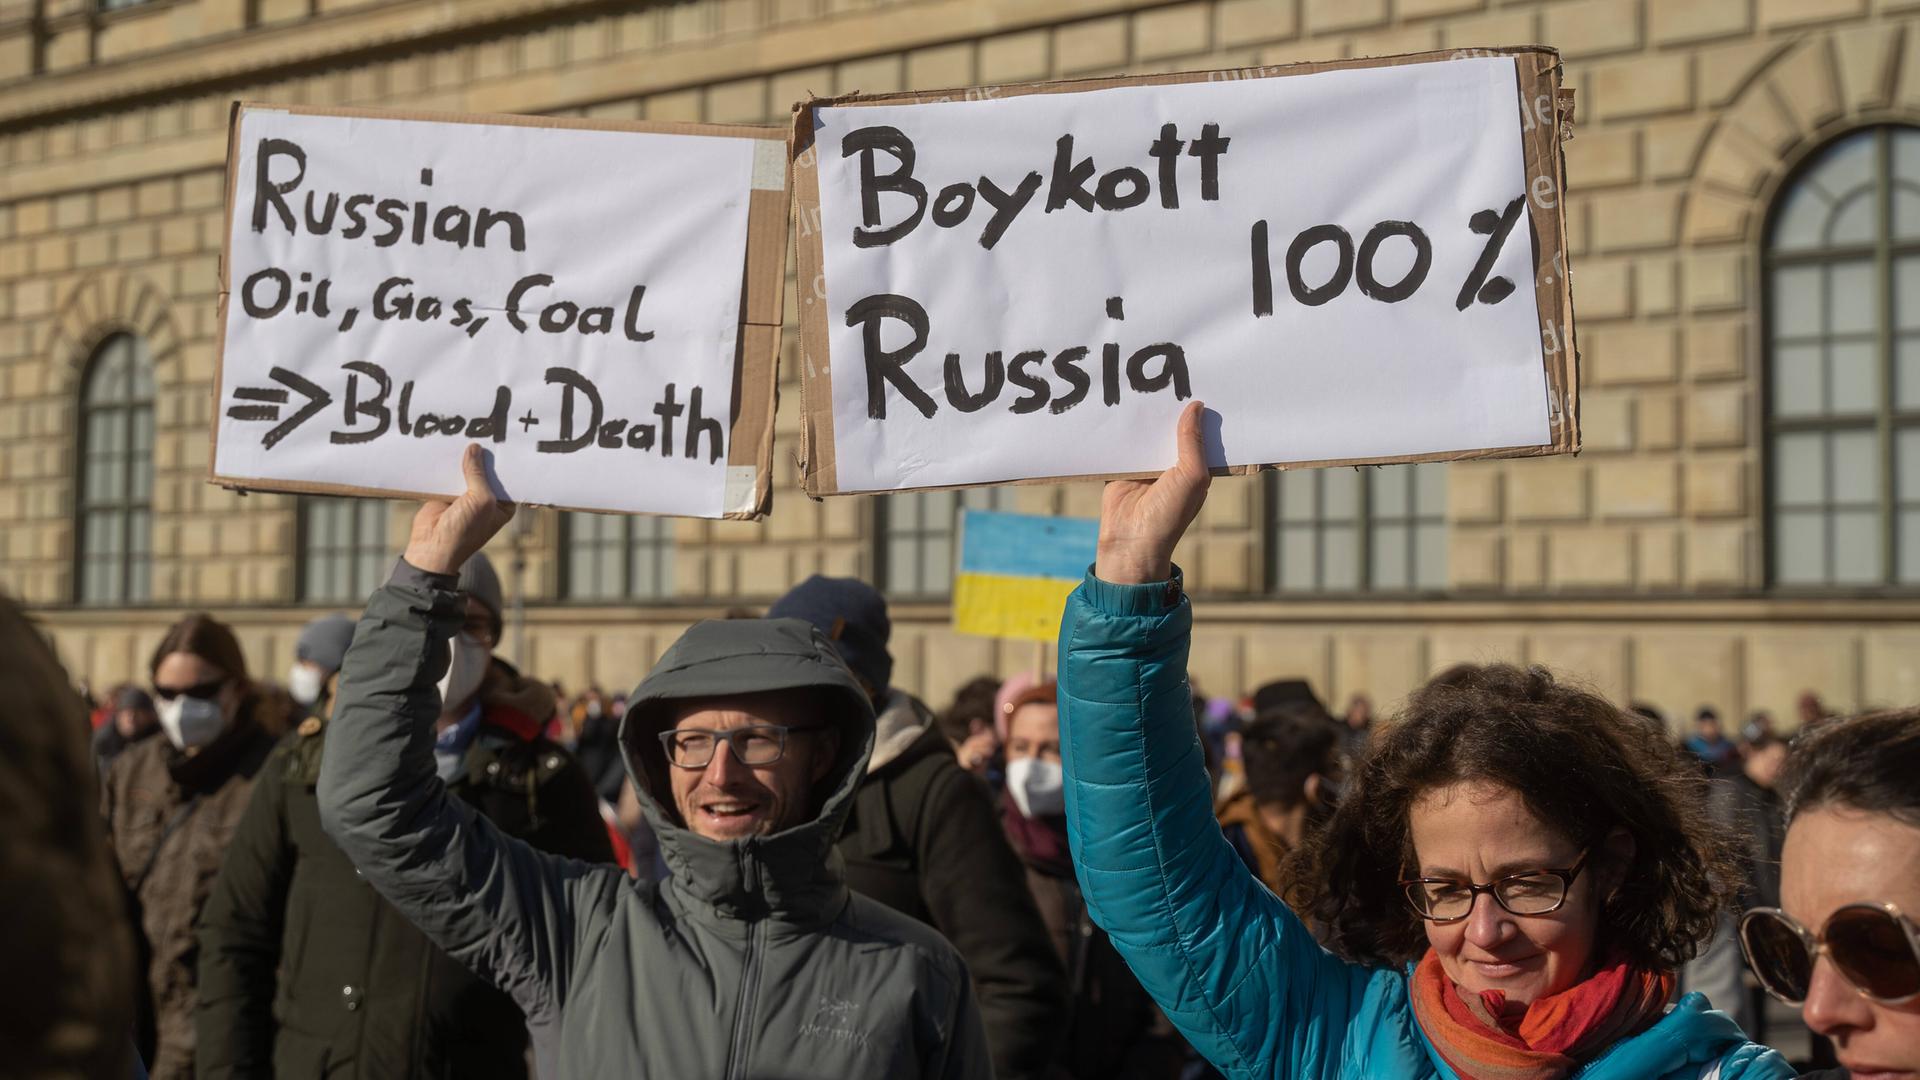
[[702, 737, 751, 784], [1802, 955, 1872, 1039]]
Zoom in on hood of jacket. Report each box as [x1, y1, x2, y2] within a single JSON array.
[[618, 617, 875, 923], [868, 687, 934, 774]]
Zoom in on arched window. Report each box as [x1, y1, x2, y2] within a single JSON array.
[[1766, 126, 1920, 586], [76, 333, 153, 605]]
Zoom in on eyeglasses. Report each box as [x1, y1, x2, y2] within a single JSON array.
[[659, 724, 828, 770], [153, 676, 228, 702], [1401, 850, 1590, 923], [1739, 903, 1920, 1006]]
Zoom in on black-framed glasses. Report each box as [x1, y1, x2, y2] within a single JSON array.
[[153, 676, 228, 702], [1401, 850, 1590, 923], [1739, 903, 1920, 1006], [659, 724, 828, 769]]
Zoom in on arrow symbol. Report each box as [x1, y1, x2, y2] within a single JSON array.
[[226, 367, 332, 450], [1456, 194, 1527, 311]]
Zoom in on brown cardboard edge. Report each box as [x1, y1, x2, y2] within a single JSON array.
[[789, 47, 1579, 498], [208, 101, 790, 521]]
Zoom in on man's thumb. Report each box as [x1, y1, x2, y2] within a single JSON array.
[[461, 443, 491, 498], [1175, 400, 1210, 480]]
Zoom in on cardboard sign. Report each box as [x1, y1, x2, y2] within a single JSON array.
[[209, 104, 789, 519], [790, 48, 1578, 496], [953, 509, 1099, 641]]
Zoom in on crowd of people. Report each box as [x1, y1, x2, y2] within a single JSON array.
[[6, 431, 1918, 1080]]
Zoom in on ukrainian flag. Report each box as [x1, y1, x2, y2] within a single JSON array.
[[952, 509, 1100, 642]]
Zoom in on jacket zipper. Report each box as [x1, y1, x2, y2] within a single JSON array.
[[722, 857, 764, 1080]]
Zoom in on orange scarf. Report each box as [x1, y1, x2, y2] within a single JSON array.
[[1409, 949, 1675, 1080]]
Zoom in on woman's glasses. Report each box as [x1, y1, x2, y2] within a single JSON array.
[[1739, 903, 1920, 1005], [1400, 850, 1590, 923]]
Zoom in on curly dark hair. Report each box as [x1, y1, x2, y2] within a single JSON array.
[[1281, 663, 1735, 973]]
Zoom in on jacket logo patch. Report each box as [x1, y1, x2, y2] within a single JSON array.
[[798, 996, 867, 1046]]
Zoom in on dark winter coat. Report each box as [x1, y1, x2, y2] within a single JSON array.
[[837, 693, 1071, 1080], [103, 695, 283, 1080], [315, 562, 991, 1077], [195, 660, 614, 1079]]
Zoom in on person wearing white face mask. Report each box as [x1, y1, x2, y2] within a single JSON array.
[[100, 613, 285, 1080], [999, 680, 1192, 1079], [285, 612, 355, 718]]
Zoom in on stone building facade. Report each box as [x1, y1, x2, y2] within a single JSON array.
[[4, 0, 1919, 726]]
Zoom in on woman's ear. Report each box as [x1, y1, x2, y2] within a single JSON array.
[[1597, 826, 1637, 901]]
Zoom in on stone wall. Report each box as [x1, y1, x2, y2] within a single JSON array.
[[4, 0, 1919, 723]]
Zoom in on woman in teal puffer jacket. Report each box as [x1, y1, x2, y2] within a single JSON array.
[[1057, 403, 1792, 1080]]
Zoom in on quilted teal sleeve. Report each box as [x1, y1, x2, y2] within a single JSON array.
[[1057, 569, 1376, 1080]]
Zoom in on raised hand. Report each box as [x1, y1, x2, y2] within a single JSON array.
[[1096, 400, 1212, 585], [402, 443, 516, 576]]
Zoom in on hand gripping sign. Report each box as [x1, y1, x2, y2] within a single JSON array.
[[210, 103, 789, 519], [790, 48, 1579, 496]]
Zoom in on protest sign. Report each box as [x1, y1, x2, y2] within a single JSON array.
[[790, 47, 1578, 496], [210, 103, 788, 519], [953, 509, 1100, 641]]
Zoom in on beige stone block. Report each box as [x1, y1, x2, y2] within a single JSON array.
[[1511, 459, 1589, 521], [767, 499, 819, 541], [1056, 16, 1129, 75], [1549, 527, 1636, 588], [1650, 0, 1752, 43], [1684, 522, 1748, 587], [1505, 526, 1551, 584], [838, 54, 902, 95], [33, 236, 71, 274], [906, 43, 974, 91], [1642, 117, 1712, 181], [1637, 256, 1678, 316], [1332, 633, 1426, 714], [1398, 0, 1486, 17], [1639, 390, 1679, 451], [1575, 258, 1633, 320], [1582, 390, 1635, 453], [1545, 0, 1642, 58], [1594, 460, 1678, 518], [1685, 458, 1746, 517], [736, 546, 792, 596], [1681, 187, 1758, 244], [646, 89, 703, 122], [1758, 0, 1865, 29], [53, 192, 90, 230], [1449, 529, 1503, 590], [1591, 188, 1682, 251], [1686, 319, 1746, 382], [1685, 249, 1745, 312], [1567, 128, 1639, 190], [1300, 0, 1386, 32], [158, 218, 199, 256], [1196, 534, 1254, 593], [1687, 386, 1747, 448], [703, 78, 766, 123], [1636, 633, 1739, 718], [1863, 631, 1920, 713], [978, 31, 1049, 83], [770, 66, 834, 112], [1834, 23, 1899, 112], [1748, 632, 1859, 724], [1214, 0, 1298, 47], [1584, 323, 1678, 385], [1135, 3, 1210, 61], [1441, 10, 1537, 47], [1770, 37, 1845, 133], [1348, 25, 1440, 56], [1449, 465, 1503, 523], [135, 178, 178, 218], [1639, 525, 1681, 588], [1592, 54, 1693, 120], [1529, 632, 1629, 700], [14, 199, 50, 236], [115, 223, 155, 263]]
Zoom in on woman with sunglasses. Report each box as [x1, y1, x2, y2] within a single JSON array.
[[1740, 710, 1920, 1080], [100, 613, 286, 1079], [1058, 404, 1790, 1080]]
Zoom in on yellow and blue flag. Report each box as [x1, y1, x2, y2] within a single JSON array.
[[952, 509, 1100, 642]]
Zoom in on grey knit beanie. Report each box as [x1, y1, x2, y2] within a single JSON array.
[[457, 552, 504, 640]]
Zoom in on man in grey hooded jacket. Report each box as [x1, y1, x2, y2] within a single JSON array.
[[317, 445, 992, 1078]]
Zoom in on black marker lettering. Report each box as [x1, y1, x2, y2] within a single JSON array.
[[845, 293, 937, 420], [843, 126, 926, 248], [251, 138, 306, 234]]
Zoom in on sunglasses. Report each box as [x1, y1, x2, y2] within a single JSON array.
[[1739, 903, 1920, 1005]]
